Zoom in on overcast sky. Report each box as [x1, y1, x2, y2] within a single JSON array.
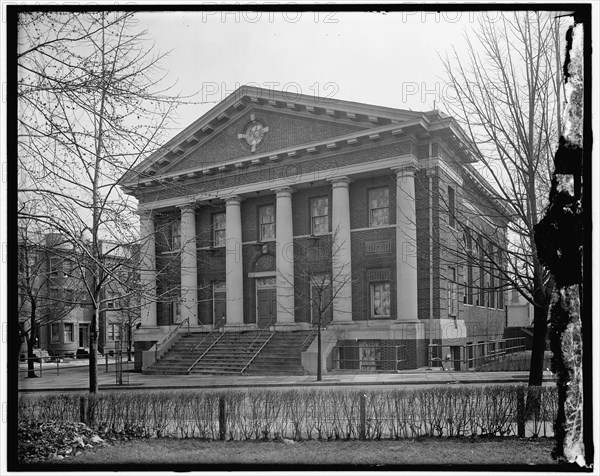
[[136, 9, 493, 137]]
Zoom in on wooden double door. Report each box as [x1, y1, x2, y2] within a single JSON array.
[[256, 287, 277, 328]]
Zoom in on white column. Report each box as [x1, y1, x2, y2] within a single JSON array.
[[394, 164, 419, 321], [273, 187, 295, 324], [179, 203, 198, 325], [139, 210, 157, 327], [225, 196, 244, 325], [329, 176, 353, 323]]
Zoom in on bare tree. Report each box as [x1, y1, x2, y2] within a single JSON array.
[[17, 11, 190, 392], [288, 230, 353, 381], [441, 11, 566, 386]]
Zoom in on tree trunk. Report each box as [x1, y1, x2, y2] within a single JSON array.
[[316, 320, 322, 382], [26, 335, 37, 379], [89, 306, 99, 393], [528, 294, 549, 387]]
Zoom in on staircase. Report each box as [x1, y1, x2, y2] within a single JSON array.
[[145, 329, 316, 376], [145, 332, 221, 375], [245, 329, 314, 375], [189, 330, 273, 375]]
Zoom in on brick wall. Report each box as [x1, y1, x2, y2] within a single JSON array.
[[415, 168, 432, 321], [334, 338, 428, 371], [197, 249, 226, 325], [167, 108, 365, 174], [293, 235, 332, 323]]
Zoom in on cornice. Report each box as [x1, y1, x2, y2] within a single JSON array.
[[122, 118, 427, 192], [136, 154, 418, 212]]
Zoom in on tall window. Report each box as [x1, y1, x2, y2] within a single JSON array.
[[64, 323, 74, 343], [448, 186, 456, 229], [448, 267, 458, 317], [478, 235, 485, 306], [213, 213, 226, 247], [370, 282, 391, 318], [171, 219, 181, 250], [369, 187, 389, 227], [310, 197, 329, 235], [108, 323, 120, 341], [488, 242, 496, 308], [258, 204, 275, 241], [465, 230, 474, 305], [496, 248, 504, 309], [51, 323, 60, 343]]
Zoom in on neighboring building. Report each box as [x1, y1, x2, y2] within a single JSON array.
[[17, 231, 139, 359], [121, 86, 509, 373], [506, 288, 534, 327]]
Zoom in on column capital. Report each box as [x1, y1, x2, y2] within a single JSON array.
[[176, 202, 198, 212], [327, 175, 352, 187], [392, 161, 419, 177], [271, 186, 295, 197], [223, 195, 243, 206]]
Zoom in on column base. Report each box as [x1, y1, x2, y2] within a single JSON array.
[[224, 323, 253, 331], [331, 320, 358, 326], [274, 321, 302, 330]]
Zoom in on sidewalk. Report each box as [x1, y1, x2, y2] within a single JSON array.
[[17, 361, 556, 393]]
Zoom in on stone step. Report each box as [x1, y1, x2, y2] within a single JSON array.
[[145, 330, 317, 376]]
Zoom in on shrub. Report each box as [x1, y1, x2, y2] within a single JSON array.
[[17, 385, 558, 442]]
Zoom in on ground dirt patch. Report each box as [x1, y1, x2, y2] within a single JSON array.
[[34, 436, 563, 468]]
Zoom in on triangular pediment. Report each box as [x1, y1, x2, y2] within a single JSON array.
[[124, 86, 427, 182], [162, 107, 370, 175]]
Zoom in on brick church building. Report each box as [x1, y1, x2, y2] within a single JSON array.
[[121, 86, 509, 375]]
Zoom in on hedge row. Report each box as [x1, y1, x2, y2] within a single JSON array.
[[18, 385, 557, 441]]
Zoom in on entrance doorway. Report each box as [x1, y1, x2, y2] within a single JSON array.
[[256, 277, 276, 328]]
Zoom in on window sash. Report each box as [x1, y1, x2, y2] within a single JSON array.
[[448, 186, 456, 229], [51, 323, 60, 342], [259, 205, 276, 241], [311, 215, 328, 234], [64, 323, 74, 342], [371, 282, 391, 318], [171, 221, 181, 250], [448, 267, 457, 316], [478, 236, 485, 306], [108, 324, 120, 341], [213, 213, 226, 247], [310, 197, 328, 234], [369, 188, 390, 227]]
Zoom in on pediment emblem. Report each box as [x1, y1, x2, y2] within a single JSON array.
[[237, 114, 269, 152]]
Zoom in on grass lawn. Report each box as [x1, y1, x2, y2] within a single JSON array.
[[39, 437, 560, 468]]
